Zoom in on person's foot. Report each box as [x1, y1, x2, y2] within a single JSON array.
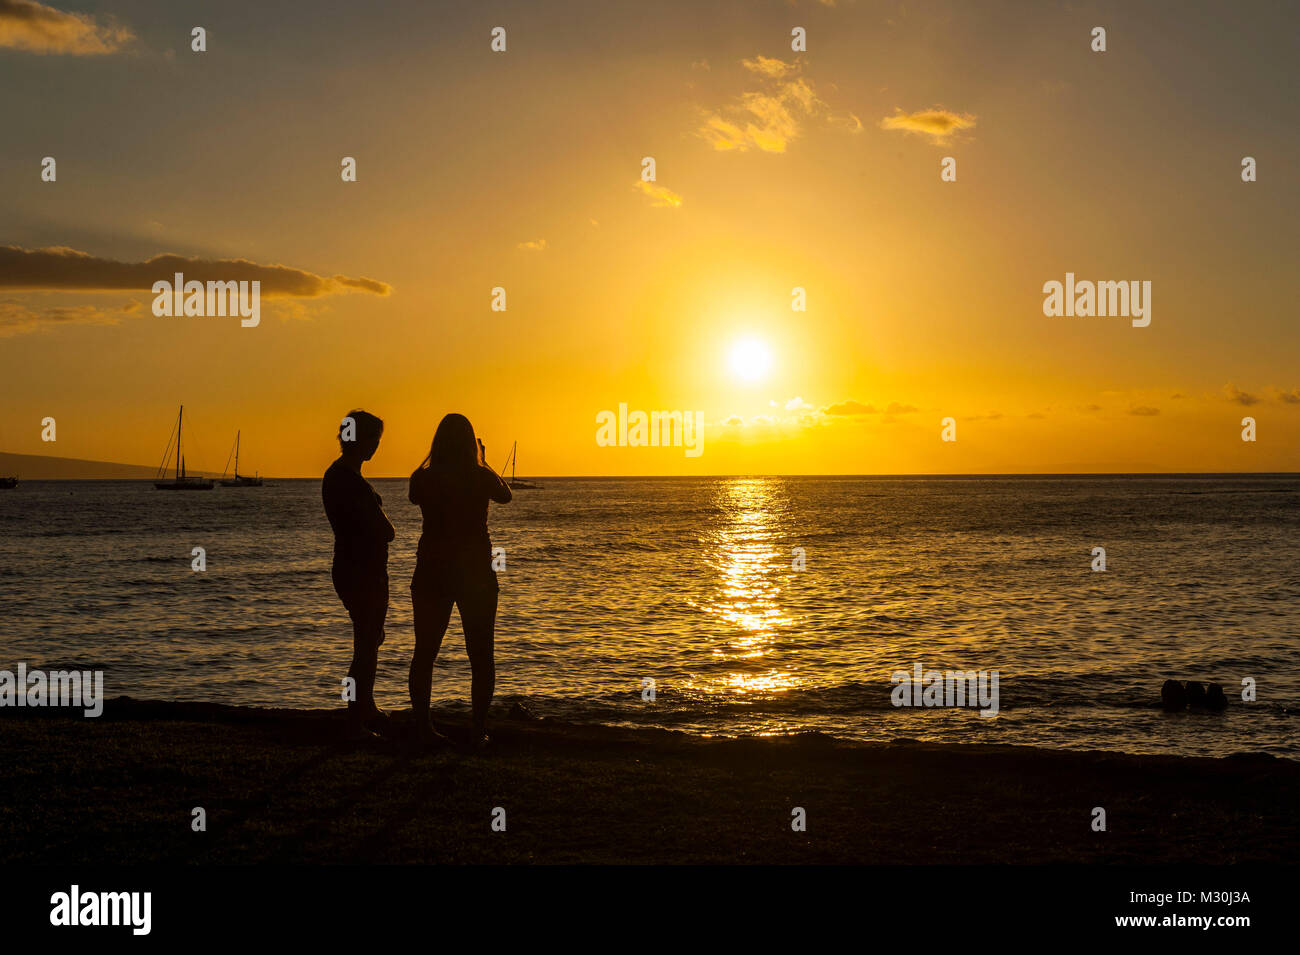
[[468, 732, 490, 753], [411, 721, 452, 748], [343, 721, 380, 742]]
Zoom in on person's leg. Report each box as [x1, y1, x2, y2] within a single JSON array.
[[409, 585, 453, 734], [460, 576, 499, 740], [362, 575, 389, 719], [336, 565, 381, 733], [346, 601, 381, 721]]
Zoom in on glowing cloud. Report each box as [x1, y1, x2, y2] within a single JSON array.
[[0, 0, 133, 55], [698, 57, 856, 153], [634, 181, 683, 208], [880, 107, 977, 144]]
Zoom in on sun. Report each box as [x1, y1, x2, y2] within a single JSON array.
[[728, 337, 773, 382]]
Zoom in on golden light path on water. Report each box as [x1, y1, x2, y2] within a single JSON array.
[[690, 479, 798, 703]]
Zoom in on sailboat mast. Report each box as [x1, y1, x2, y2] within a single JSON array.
[[235, 430, 240, 476], [512, 440, 517, 482], [176, 406, 183, 479]]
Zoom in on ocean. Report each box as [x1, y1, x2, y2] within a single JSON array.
[[2, 475, 1297, 758]]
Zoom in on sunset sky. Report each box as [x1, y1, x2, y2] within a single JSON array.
[[2, 0, 1297, 476]]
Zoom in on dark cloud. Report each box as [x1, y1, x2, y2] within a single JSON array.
[[0, 245, 392, 297], [1223, 384, 1260, 406]]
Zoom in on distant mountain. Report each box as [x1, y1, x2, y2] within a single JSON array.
[[0, 451, 221, 480]]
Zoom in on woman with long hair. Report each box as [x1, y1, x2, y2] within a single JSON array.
[[408, 413, 511, 746]]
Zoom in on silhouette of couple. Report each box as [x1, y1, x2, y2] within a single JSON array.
[[322, 411, 511, 746]]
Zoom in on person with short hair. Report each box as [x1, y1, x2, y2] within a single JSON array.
[[322, 409, 394, 739]]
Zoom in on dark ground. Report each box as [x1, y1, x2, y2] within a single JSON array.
[[3, 697, 1296, 864]]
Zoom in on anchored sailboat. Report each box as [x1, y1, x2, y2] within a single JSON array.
[[220, 430, 263, 487], [154, 405, 214, 490], [501, 440, 541, 490]]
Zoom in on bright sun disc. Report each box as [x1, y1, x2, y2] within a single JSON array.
[[728, 338, 772, 382]]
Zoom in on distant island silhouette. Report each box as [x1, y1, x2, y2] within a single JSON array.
[[0, 451, 221, 481]]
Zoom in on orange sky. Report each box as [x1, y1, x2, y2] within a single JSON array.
[[1, 0, 1297, 476]]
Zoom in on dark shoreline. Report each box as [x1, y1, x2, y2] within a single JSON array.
[[5, 472, 1299, 481], [3, 697, 1296, 865]]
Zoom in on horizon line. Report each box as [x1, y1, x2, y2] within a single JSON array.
[[8, 471, 1299, 482]]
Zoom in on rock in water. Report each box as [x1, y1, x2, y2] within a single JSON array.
[[507, 701, 534, 721], [1184, 681, 1207, 708], [1161, 680, 1187, 711], [1205, 683, 1228, 711]]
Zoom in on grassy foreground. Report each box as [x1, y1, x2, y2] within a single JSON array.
[[2, 698, 1296, 865]]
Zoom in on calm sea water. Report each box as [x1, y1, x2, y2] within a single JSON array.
[[2, 475, 1297, 758]]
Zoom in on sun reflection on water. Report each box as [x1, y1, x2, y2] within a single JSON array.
[[689, 478, 798, 698]]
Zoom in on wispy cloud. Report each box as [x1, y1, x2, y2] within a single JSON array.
[[822, 400, 876, 416], [741, 55, 793, 79], [698, 57, 858, 153], [725, 396, 921, 430], [634, 180, 683, 208], [0, 245, 392, 297], [0, 0, 133, 55], [0, 297, 137, 337], [1223, 383, 1260, 406], [819, 399, 920, 417], [517, 239, 548, 252], [880, 106, 977, 144], [1128, 405, 1161, 416]]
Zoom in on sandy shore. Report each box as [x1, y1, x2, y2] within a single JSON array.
[[3, 697, 1296, 865]]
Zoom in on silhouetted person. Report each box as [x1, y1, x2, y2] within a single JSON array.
[[408, 413, 511, 747], [322, 410, 394, 739]]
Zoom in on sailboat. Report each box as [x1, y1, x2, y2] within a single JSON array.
[[500, 440, 542, 490], [154, 405, 215, 490], [220, 430, 263, 487]]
